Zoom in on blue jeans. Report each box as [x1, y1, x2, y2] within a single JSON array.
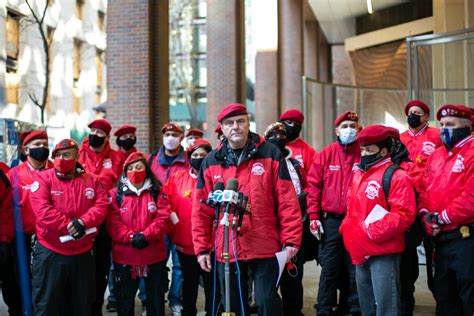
[[355, 254, 401, 316], [165, 235, 183, 307]]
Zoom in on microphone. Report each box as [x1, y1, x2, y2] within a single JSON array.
[[220, 179, 238, 227], [200, 181, 224, 208], [232, 192, 245, 228], [236, 196, 249, 236]]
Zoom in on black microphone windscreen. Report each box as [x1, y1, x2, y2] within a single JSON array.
[[226, 178, 238, 191], [215, 181, 224, 191]]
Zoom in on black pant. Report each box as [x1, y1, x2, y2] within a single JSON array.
[[32, 242, 95, 316], [177, 251, 221, 316], [434, 236, 474, 316], [91, 225, 111, 316], [1, 234, 33, 316], [316, 216, 359, 315], [423, 237, 435, 294], [280, 236, 305, 316], [399, 247, 419, 316], [112, 261, 165, 316], [218, 257, 281, 316]]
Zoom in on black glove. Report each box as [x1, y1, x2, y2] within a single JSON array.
[[0, 242, 10, 265], [131, 233, 148, 250], [71, 219, 86, 240]]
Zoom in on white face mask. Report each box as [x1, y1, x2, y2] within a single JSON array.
[[163, 136, 180, 150], [339, 128, 357, 145]]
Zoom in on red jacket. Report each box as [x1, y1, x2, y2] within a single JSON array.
[[148, 146, 189, 186], [286, 138, 317, 176], [164, 168, 198, 255], [29, 166, 108, 255], [0, 162, 9, 174], [418, 135, 474, 231], [0, 169, 13, 243], [340, 158, 416, 264], [7, 161, 53, 234], [106, 181, 171, 266], [78, 139, 122, 191], [192, 133, 302, 262], [400, 125, 442, 169], [117, 147, 137, 171], [307, 142, 360, 220]]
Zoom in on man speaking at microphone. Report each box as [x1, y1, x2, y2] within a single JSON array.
[[192, 103, 302, 316]]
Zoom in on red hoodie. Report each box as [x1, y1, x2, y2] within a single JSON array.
[[78, 138, 122, 191]]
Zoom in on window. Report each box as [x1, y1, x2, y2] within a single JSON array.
[[95, 50, 104, 104], [98, 11, 105, 32], [6, 11, 20, 105]]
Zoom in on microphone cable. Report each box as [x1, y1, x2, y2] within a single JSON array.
[[231, 226, 246, 314]]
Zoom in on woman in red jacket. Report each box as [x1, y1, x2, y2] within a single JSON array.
[[106, 152, 171, 316], [164, 138, 220, 316], [340, 125, 416, 316]]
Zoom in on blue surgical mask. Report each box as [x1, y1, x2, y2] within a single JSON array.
[[440, 127, 470, 150], [339, 128, 357, 145]]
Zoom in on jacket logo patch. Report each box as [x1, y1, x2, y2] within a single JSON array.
[[148, 202, 157, 212], [251, 162, 265, 176], [452, 154, 464, 173], [103, 159, 112, 169], [365, 181, 381, 200], [30, 181, 39, 192], [213, 175, 222, 179], [422, 141, 436, 156], [329, 165, 340, 171], [85, 188, 95, 199], [51, 190, 63, 196]]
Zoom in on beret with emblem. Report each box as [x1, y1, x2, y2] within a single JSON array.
[[114, 125, 136, 137], [123, 151, 147, 171], [186, 138, 212, 159], [88, 119, 112, 135], [161, 122, 183, 135], [356, 125, 392, 145], [335, 111, 359, 126], [217, 103, 248, 122], [185, 128, 204, 138], [23, 130, 48, 146], [264, 122, 286, 139], [404, 99, 430, 116], [279, 109, 304, 123], [52, 139, 79, 157], [436, 104, 472, 121]]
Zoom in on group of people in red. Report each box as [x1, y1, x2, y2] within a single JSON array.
[[0, 99, 472, 316]]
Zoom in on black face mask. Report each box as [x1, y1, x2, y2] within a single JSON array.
[[359, 150, 384, 172], [190, 158, 204, 171], [407, 113, 422, 129], [267, 138, 287, 153], [282, 122, 302, 141], [440, 127, 471, 150], [28, 147, 50, 162], [89, 134, 106, 148], [117, 138, 136, 151]]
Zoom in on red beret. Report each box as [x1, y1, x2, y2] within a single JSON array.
[[23, 130, 48, 146], [386, 126, 400, 139], [186, 128, 204, 138], [335, 111, 359, 126], [161, 122, 183, 134], [214, 124, 222, 135], [186, 138, 212, 159], [88, 119, 112, 135], [123, 151, 147, 171], [279, 109, 304, 123], [217, 103, 248, 122], [114, 125, 136, 137], [356, 125, 392, 145], [436, 104, 472, 121], [404, 100, 430, 116], [52, 139, 78, 157]]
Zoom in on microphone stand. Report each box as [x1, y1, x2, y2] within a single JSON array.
[[220, 200, 235, 316]]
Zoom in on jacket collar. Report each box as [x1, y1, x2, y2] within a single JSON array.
[[157, 146, 186, 166], [407, 124, 428, 137], [55, 162, 85, 180], [124, 178, 153, 196], [215, 132, 263, 167]]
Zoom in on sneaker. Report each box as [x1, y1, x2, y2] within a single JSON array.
[[170, 304, 182, 316], [105, 301, 117, 313]]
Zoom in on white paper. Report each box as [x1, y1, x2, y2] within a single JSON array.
[[59, 227, 98, 243], [275, 250, 288, 287], [364, 204, 389, 228], [170, 212, 179, 225]]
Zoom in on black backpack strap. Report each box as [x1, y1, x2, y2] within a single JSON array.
[[115, 188, 124, 208], [382, 164, 400, 204], [148, 150, 159, 166], [0, 169, 10, 188]]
